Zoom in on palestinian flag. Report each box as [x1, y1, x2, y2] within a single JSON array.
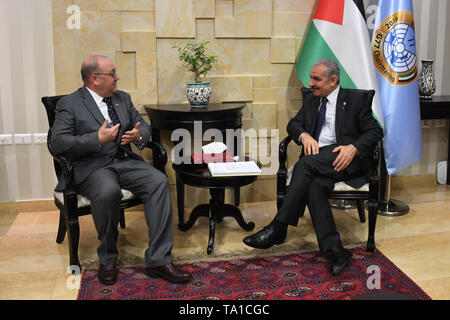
[[297, 0, 383, 128]]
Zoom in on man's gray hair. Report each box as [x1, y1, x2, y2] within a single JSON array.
[[314, 58, 340, 83]]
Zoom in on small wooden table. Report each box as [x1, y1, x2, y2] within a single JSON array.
[[172, 156, 258, 254], [420, 96, 450, 184]]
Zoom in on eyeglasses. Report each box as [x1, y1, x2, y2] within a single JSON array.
[[94, 69, 118, 78]]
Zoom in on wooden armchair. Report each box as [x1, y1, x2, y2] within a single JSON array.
[[41, 95, 168, 270], [276, 88, 380, 252]]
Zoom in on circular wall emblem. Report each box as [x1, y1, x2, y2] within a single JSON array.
[[372, 10, 417, 85]]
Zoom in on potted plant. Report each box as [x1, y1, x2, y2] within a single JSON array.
[[172, 40, 218, 107]]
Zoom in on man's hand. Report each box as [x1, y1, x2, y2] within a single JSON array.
[[300, 133, 319, 155], [332, 144, 358, 172], [98, 120, 120, 144], [121, 122, 141, 145]]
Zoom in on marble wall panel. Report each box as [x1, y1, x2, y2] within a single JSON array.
[[77, 11, 122, 51], [215, 0, 272, 38], [196, 19, 215, 39], [155, 0, 195, 38], [77, 0, 155, 11], [212, 39, 271, 76], [121, 31, 156, 52], [250, 103, 278, 129], [253, 76, 271, 89], [273, 0, 316, 12], [122, 11, 155, 31], [134, 50, 158, 106], [271, 37, 296, 64], [273, 11, 311, 38], [208, 76, 253, 103], [195, 0, 215, 18], [116, 52, 137, 91], [215, 0, 233, 18]]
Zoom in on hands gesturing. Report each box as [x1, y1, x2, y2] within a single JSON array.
[[98, 121, 141, 145], [98, 120, 120, 144], [120, 122, 141, 145]]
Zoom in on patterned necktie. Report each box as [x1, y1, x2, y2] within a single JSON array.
[[103, 97, 126, 158], [103, 97, 120, 127], [312, 97, 328, 141]]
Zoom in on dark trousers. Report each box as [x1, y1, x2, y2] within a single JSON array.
[[275, 144, 348, 253], [76, 157, 173, 267]]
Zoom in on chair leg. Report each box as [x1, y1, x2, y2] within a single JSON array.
[[56, 210, 66, 243], [366, 201, 378, 252], [357, 200, 366, 223], [119, 209, 126, 229], [66, 217, 81, 270]]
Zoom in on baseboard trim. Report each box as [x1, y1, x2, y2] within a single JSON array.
[[0, 200, 57, 214], [0, 174, 438, 214]]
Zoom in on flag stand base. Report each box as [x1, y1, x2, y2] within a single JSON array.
[[377, 199, 409, 216], [330, 200, 357, 210], [378, 145, 410, 217]]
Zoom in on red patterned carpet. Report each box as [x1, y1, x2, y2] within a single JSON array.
[[77, 247, 431, 300]]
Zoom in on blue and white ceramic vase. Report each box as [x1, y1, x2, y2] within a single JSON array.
[[418, 59, 436, 100], [186, 82, 211, 107]]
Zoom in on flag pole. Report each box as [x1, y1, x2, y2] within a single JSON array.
[[377, 146, 410, 216]]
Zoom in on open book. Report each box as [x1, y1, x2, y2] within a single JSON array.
[[208, 161, 261, 177]]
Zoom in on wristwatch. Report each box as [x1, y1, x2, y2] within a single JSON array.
[[135, 135, 143, 145]]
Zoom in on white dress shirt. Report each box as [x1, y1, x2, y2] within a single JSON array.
[[86, 87, 112, 124], [317, 85, 339, 148]]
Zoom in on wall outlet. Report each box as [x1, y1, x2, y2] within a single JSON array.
[[33, 133, 47, 144], [0, 134, 13, 145], [14, 134, 32, 144], [421, 120, 432, 128]]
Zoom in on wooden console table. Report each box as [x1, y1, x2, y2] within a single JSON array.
[[143, 103, 245, 144], [420, 95, 450, 184]]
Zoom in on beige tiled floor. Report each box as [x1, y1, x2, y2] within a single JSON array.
[[0, 176, 449, 300]]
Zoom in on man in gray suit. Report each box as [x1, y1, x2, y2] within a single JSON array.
[[51, 55, 191, 285]]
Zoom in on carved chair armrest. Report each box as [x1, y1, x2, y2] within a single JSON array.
[[368, 143, 381, 202], [51, 153, 79, 217], [277, 136, 293, 209], [145, 140, 168, 173], [279, 136, 292, 165], [46, 130, 78, 216]]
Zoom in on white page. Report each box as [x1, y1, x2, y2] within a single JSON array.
[[208, 161, 261, 177]]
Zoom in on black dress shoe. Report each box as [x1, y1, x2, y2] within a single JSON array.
[[145, 263, 192, 283], [243, 221, 287, 249], [329, 247, 352, 276], [98, 264, 118, 285]]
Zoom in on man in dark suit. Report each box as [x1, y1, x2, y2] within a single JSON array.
[[51, 55, 191, 285], [243, 59, 383, 275]]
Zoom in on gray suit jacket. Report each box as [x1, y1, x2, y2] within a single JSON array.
[[51, 86, 151, 191]]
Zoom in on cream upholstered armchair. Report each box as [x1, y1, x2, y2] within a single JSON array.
[[42, 95, 168, 270], [276, 88, 380, 252]]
